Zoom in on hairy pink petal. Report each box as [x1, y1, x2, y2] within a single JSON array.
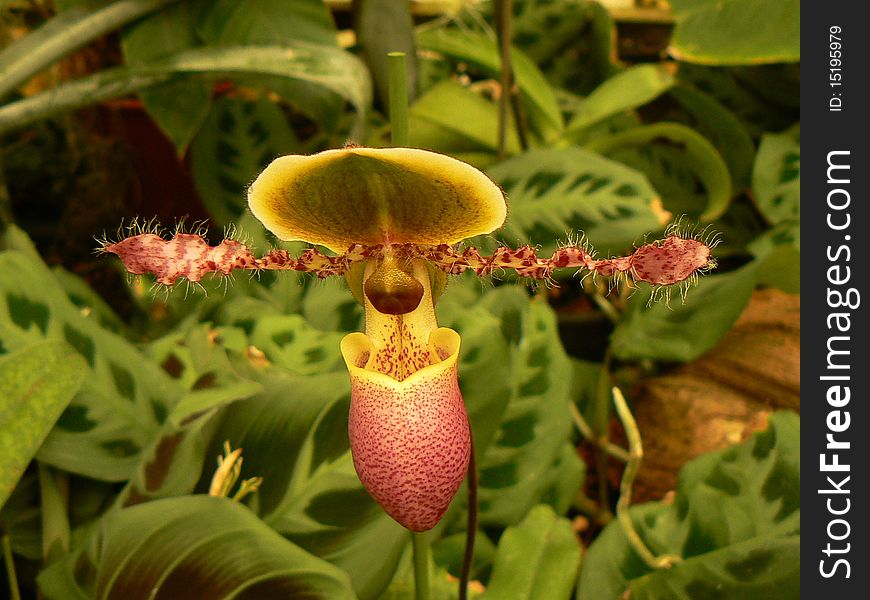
[[629, 236, 712, 285], [104, 229, 714, 289], [103, 234, 256, 285]]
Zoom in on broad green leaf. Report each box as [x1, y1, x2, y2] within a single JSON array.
[[577, 411, 799, 599], [611, 260, 760, 363], [0, 251, 181, 481], [190, 96, 303, 225], [94, 495, 355, 599], [51, 266, 126, 334], [677, 64, 798, 138], [565, 64, 675, 135], [508, 0, 616, 95], [378, 542, 477, 600], [539, 442, 586, 517], [416, 28, 563, 141], [748, 221, 800, 294], [482, 505, 581, 600], [0, 341, 85, 509], [249, 314, 345, 375], [668, 0, 799, 65], [121, 0, 212, 153], [356, 0, 417, 107], [301, 277, 364, 333], [752, 129, 800, 225], [196, 0, 345, 128], [668, 83, 756, 190], [200, 369, 406, 600], [432, 529, 497, 582], [406, 80, 521, 167], [112, 326, 261, 506], [589, 123, 732, 221], [0, 44, 372, 140], [197, 0, 337, 47], [475, 290, 577, 526], [488, 147, 667, 256], [0, 471, 41, 560], [0, 0, 181, 100], [438, 298, 513, 459]]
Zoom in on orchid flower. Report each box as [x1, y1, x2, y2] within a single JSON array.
[[103, 146, 714, 532]]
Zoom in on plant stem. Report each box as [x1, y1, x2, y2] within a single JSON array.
[[458, 433, 478, 600], [569, 403, 630, 462], [0, 0, 182, 101], [593, 353, 613, 517], [1, 521, 21, 600], [388, 52, 410, 147], [581, 277, 621, 324], [412, 531, 431, 600], [612, 387, 681, 569], [494, 0, 516, 159]]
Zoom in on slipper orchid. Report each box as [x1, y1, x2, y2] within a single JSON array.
[[103, 146, 715, 532], [248, 147, 507, 532]]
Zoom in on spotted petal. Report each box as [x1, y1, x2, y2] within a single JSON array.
[[341, 327, 470, 532]]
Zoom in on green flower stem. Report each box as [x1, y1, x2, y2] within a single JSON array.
[[569, 403, 630, 462], [412, 531, 431, 600], [593, 354, 613, 517], [1, 520, 21, 600], [388, 52, 410, 147], [495, 0, 513, 159], [458, 433, 478, 600], [612, 387, 682, 569], [0, 0, 182, 101]]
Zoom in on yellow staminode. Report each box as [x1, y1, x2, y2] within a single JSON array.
[[247, 147, 507, 252]]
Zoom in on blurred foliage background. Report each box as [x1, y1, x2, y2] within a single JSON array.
[[1, 1, 799, 598]]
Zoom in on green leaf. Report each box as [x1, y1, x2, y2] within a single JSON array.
[[51, 266, 126, 334], [0, 471, 41, 560], [482, 505, 581, 600], [0, 44, 372, 140], [378, 542, 473, 600], [201, 369, 406, 600], [668, 0, 799, 65], [437, 297, 513, 460], [577, 411, 799, 600], [190, 95, 303, 225], [301, 277, 364, 333], [356, 0, 417, 107], [249, 314, 345, 375], [677, 65, 798, 139], [752, 129, 800, 225], [487, 147, 666, 256], [93, 495, 355, 599], [474, 290, 577, 526], [416, 28, 563, 141], [565, 64, 675, 135], [611, 261, 760, 363], [121, 0, 213, 154], [588, 123, 732, 221], [508, 0, 616, 95], [668, 83, 756, 191], [197, 0, 337, 46], [0, 251, 182, 481], [195, 0, 346, 127], [0, 0, 182, 100], [748, 220, 800, 294], [405, 80, 521, 167], [0, 341, 85, 509]]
